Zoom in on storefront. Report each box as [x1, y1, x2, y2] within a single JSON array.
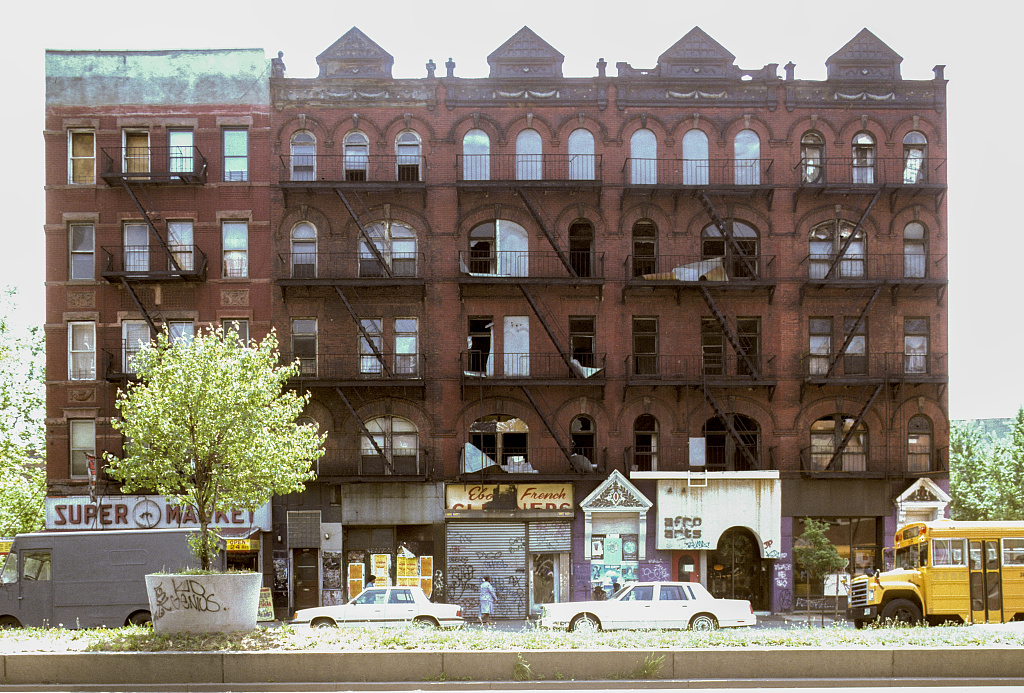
[[445, 482, 573, 619], [642, 471, 781, 612]]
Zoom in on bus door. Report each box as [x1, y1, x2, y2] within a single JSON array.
[[969, 540, 1003, 623]]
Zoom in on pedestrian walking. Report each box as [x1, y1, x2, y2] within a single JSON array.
[[479, 576, 497, 625]]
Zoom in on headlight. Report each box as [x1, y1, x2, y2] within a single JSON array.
[[868, 589, 875, 601]]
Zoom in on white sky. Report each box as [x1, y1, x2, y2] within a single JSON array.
[[4, 0, 1018, 420]]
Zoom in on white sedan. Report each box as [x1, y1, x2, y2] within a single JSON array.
[[537, 581, 755, 631], [292, 586, 464, 628]]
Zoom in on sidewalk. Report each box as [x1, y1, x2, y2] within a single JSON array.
[[466, 611, 850, 631]]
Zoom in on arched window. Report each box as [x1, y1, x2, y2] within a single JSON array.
[[468, 415, 529, 472], [359, 220, 418, 277], [810, 414, 868, 472], [466, 220, 528, 276], [462, 128, 490, 181], [907, 415, 932, 472], [568, 128, 595, 180], [516, 128, 543, 180], [903, 222, 927, 278], [809, 220, 865, 279], [701, 220, 759, 279], [290, 131, 316, 181], [704, 415, 760, 471], [630, 129, 657, 184], [569, 219, 594, 277], [903, 131, 928, 184], [362, 415, 419, 475], [396, 131, 421, 181], [571, 415, 596, 465], [632, 414, 659, 471], [800, 131, 824, 183], [631, 219, 657, 277], [734, 129, 760, 185], [852, 132, 876, 184], [290, 221, 317, 278], [344, 131, 369, 181], [682, 129, 709, 185]]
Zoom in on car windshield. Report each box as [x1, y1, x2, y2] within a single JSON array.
[[608, 583, 633, 600]]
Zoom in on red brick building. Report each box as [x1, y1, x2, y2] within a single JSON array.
[[44, 27, 948, 618]]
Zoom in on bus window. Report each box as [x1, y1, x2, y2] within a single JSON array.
[[1003, 538, 1024, 566], [932, 538, 966, 566], [895, 544, 920, 570], [0, 552, 16, 583]]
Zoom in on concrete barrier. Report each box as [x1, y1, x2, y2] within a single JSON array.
[[3, 648, 1024, 686]]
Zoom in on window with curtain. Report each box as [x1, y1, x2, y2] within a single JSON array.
[[291, 222, 317, 278], [811, 415, 867, 472], [222, 221, 248, 278], [290, 131, 316, 181], [852, 132, 875, 184], [800, 131, 824, 183], [808, 317, 832, 375], [70, 419, 96, 477], [903, 222, 927, 278], [69, 223, 94, 280], [808, 220, 865, 279], [344, 131, 369, 181], [904, 318, 929, 374], [68, 321, 95, 380]]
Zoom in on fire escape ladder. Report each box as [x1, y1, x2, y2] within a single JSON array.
[[518, 385, 575, 467], [825, 285, 882, 377], [700, 383, 761, 470], [119, 277, 159, 334], [336, 189, 393, 278], [336, 387, 393, 474], [333, 286, 393, 378], [517, 284, 578, 377], [825, 383, 883, 471], [517, 188, 577, 277], [824, 188, 880, 279], [119, 180, 183, 273], [697, 191, 757, 278], [699, 286, 760, 379]]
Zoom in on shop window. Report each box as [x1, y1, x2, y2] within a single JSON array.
[[462, 128, 490, 181], [515, 128, 542, 180], [631, 220, 657, 277], [568, 128, 595, 180], [68, 130, 95, 184], [904, 317, 929, 374], [800, 131, 824, 183], [632, 317, 658, 376], [795, 517, 878, 595], [701, 220, 759, 279], [852, 132, 875, 184], [360, 221, 418, 277], [903, 131, 928, 184], [632, 414, 658, 471], [290, 131, 316, 181], [903, 222, 927, 278], [907, 415, 933, 472], [734, 129, 760, 185], [362, 416, 419, 475], [629, 129, 657, 184], [808, 220, 865, 279], [69, 223, 94, 280], [291, 222, 317, 278], [810, 414, 867, 472], [395, 131, 421, 181], [682, 129, 709, 185], [343, 131, 369, 181]]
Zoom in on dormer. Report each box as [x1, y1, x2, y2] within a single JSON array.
[[826, 28, 902, 81], [655, 27, 740, 79], [487, 26, 564, 79], [316, 27, 394, 79]]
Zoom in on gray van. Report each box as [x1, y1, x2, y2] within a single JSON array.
[[0, 528, 212, 628]]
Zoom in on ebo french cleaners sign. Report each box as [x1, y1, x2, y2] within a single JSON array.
[[45, 495, 270, 531]]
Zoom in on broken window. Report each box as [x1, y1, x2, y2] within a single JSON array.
[[362, 416, 419, 475], [571, 415, 596, 466], [907, 415, 932, 472], [569, 316, 596, 368], [632, 317, 658, 376], [631, 220, 657, 277], [466, 220, 528, 276], [569, 220, 594, 278], [359, 221, 418, 277], [903, 131, 927, 184], [704, 414, 760, 471], [843, 317, 868, 375], [503, 316, 530, 377], [811, 415, 867, 472], [808, 220, 865, 279], [466, 415, 529, 473], [632, 415, 659, 472], [852, 132, 875, 184], [701, 221, 759, 279], [467, 318, 493, 376], [800, 131, 824, 184]]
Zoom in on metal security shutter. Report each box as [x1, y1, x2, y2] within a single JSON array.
[[287, 511, 321, 548], [528, 521, 571, 552], [446, 522, 526, 619]]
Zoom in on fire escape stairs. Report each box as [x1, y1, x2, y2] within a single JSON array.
[[336, 189, 393, 278], [333, 286, 394, 379], [335, 387, 393, 475], [824, 383, 883, 472], [825, 285, 882, 377], [698, 286, 760, 380], [517, 284, 580, 378], [699, 383, 761, 470], [697, 191, 758, 279], [517, 188, 577, 279], [517, 385, 582, 473]]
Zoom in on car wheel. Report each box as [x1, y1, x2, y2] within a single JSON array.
[[569, 613, 600, 632], [689, 614, 718, 631], [310, 617, 337, 628], [0, 616, 20, 629], [880, 599, 922, 625], [126, 610, 152, 627], [853, 619, 868, 630], [413, 616, 440, 628]]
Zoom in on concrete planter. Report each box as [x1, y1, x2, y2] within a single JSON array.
[[145, 572, 261, 634]]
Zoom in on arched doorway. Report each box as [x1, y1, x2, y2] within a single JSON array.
[[708, 527, 768, 611]]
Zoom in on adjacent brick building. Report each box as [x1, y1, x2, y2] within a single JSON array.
[[43, 27, 948, 619]]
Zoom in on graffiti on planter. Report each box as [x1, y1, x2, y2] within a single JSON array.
[[151, 578, 223, 620]]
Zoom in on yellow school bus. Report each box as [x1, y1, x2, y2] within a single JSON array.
[[847, 520, 1024, 627]]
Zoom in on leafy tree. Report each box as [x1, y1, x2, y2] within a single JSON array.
[[0, 288, 45, 536], [794, 518, 847, 625], [949, 420, 995, 520], [105, 326, 324, 570], [990, 409, 1024, 521]]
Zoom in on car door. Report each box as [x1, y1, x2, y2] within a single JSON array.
[[340, 587, 389, 626], [611, 584, 656, 629], [655, 584, 694, 628], [385, 588, 418, 624]]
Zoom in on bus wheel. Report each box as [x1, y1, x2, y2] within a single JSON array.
[[126, 611, 152, 627], [853, 619, 867, 629], [880, 599, 922, 625], [0, 616, 21, 629]]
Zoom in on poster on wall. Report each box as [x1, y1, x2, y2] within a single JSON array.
[[371, 553, 392, 586], [419, 555, 433, 598], [347, 560, 365, 599]]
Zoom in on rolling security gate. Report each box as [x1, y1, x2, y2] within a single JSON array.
[[446, 522, 526, 619]]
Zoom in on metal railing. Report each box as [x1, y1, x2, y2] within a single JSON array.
[[458, 250, 605, 279], [456, 153, 602, 183], [795, 157, 946, 187], [318, 447, 428, 477], [622, 158, 773, 186], [802, 352, 948, 379], [460, 444, 606, 475], [278, 154, 426, 183], [625, 353, 774, 381], [800, 444, 945, 476], [275, 252, 424, 280], [101, 244, 208, 279], [461, 352, 606, 380], [100, 146, 208, 182], [801, 253, 947, 282], [625, 254, 775, 281], [281, 352, 426, 381]]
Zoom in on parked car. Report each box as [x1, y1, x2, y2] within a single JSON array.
[[292, 586, 464, 628], [537, 581, 755, 631]]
